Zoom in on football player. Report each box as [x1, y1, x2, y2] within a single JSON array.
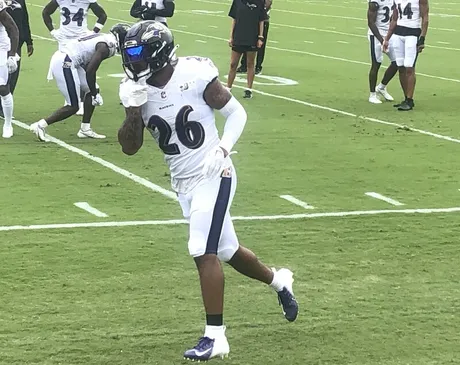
[[116, 21, 298, 362], [384, 0, 429, 111], [42, 0, 107, 115], [0, 0, 20, 138], [130, 0, 175, 26], [367, 0, 398, 104], [29, 27, 127, 141]]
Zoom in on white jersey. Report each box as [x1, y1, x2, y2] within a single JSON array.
[[395, 0, 421, 29], [0, 0, 11, 51], [367, 0, 394, 36], [141, 0, 170, 24], [65, 33, 117, 67], [139, 57, 221, 193], [56, 0, 96, 40]]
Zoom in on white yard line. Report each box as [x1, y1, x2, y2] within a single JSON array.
[[33, 28, 460, 147], [365, 192, 404, 206], [12, 120, 178, 201], [31, 16, 460, 146], [186, 0, 460, 32], [2, 207, 460, 232], [195, 40, 207, 43], [28, 6, 458, 84], [228, 84, 460, 146], [32, 34, 56, 42], [168, 28, 460, 83], [74, 202, 109, 217], [280, 195, 315, 209], [337, 41, 349, 44]]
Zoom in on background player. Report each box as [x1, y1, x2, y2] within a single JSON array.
[[384, 0, 429, 111], [0, 0, 33, 119], [30, 31, 119, 141], [116, 21, 298, 362], [129, 0, 175, 26], [367, 0, 398, 104], [42, 0, 107, 114], [0, 0, 20, 138]]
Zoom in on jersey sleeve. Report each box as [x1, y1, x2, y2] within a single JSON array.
[[88, 0, 98, 3], [200, 57, 219, 84], [228, 0, 237, 19], [185, 56, 219, 85]]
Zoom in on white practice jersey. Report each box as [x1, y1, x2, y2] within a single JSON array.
[[141, 0, 170, 24], [65, 33, 116, 67], [139, 57, 221, 193], [57, 0, 96, 40], [368, 0, 395, 36], [395, 0, 421, 29], [0, 0, 10, 51]]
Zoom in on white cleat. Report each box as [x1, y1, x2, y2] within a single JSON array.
[[2, 123, 13, 138], [29, 122, 49, 142], [376, 87, 394, 101], [369, 94, 382, 104], [77, 128, 106, 139], [76, 102, 84, 116]]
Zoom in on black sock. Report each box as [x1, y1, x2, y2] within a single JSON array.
[[407, 97, 413, 103], [206, 314, 223, 326]]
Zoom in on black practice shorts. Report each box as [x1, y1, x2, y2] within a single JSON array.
[[232, 44, 258, 54]]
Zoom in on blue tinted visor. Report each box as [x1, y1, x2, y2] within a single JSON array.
[[124, 45, 144, 62]]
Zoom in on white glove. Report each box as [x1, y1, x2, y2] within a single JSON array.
[[119, 78, 148, 107], [202, 147, 236, 179], [92, 93, 104, 106], [6, 54, 19, 74]]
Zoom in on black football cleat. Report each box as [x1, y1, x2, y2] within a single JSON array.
[[243, 89, 253, 99], [398, 100, 414, 111]]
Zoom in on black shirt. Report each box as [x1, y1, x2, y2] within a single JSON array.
[[229, 0, 267, 46], [6, 0, 33, 46]]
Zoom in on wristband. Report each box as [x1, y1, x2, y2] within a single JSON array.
[[258, 36, 264, 40], [418, 36, 425, 45], [94, 22, 104, 31]]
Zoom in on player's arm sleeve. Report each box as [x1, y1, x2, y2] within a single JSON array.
[[218, 97, 247, 153], [201, 59, 247, 153]]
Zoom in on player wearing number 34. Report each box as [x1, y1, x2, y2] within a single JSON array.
[[42, 0, 108, 116], [116, 21, 299, 362]]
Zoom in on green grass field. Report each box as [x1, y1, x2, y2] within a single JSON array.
[[1, 0, 460, 364]]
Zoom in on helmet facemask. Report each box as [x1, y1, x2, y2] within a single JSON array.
[[122, 38, 177, 82]]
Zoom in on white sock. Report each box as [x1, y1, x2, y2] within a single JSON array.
[[269, 270, 284, 292], [38, 119, 48, 128], [1, 93, 13, 126], [81, 123, 90, 131], [370, 92, 377, 98], [377, 83, 386, 90], [204, 325, 225, 340]]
